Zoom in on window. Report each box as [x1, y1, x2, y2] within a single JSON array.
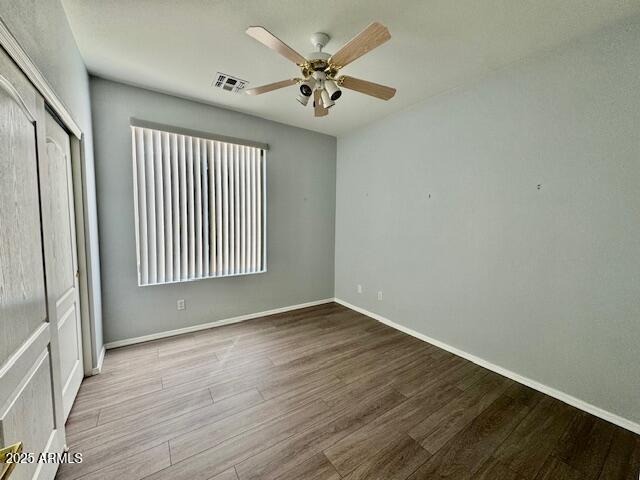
[[131, 121, 267, 286]]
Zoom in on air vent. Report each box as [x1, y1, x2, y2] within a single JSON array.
[[212, 73, 248, 93]]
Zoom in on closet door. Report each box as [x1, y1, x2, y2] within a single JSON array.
[[41, 112, 84, 421], [0, 50, 65, 479]]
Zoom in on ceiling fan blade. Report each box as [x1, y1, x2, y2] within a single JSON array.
[[329, 22, 391, 68], [339, 76, 396, 100], [314, 90, 328, 117], [246, 26, 307, 66], [245, 79, 297, 95]]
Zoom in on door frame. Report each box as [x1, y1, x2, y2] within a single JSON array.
[[70, 134, 98, 375], [0, 18, 97, 376]]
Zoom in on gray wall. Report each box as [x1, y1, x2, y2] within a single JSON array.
[[90, 78, 336, 343], [335, 19, 640, 424], [0, 0, 103, 367]]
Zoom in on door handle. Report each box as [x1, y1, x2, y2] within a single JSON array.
[[0, 442, 22, 480]]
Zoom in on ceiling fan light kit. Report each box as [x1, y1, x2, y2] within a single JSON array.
[[299, 78, 315, 97], [320, 88, 335, 108], [324, 79, 342, 101], [296, 93, 310, 106], [245, 22, 396, 117]]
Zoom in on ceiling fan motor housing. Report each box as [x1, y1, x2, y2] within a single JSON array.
[[302, 32, 335, 77]]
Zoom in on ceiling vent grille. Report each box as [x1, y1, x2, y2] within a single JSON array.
[[212, 73, 248, 93]]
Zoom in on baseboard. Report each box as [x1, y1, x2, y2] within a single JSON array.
[[334, 297, 640, 435], [104, 298, 335, 350], [91, 346, 106, 375]]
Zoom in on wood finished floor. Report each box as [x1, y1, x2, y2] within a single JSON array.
[[57, 303, 640, 480]]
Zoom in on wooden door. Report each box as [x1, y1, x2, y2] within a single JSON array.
[[41, 112, 84, 421], [0, 50, 65, 479]]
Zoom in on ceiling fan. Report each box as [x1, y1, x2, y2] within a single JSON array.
[[244, 22, 396, 117]]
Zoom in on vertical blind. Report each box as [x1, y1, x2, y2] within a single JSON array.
[[131, 125, 266, 286]]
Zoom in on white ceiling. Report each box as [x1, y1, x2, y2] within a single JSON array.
[[62, 0, 640, 136]]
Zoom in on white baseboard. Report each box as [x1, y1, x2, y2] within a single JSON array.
[[91, 346, 106, 375], [104, 298, 335, 350], [334, 297, 640, 435]]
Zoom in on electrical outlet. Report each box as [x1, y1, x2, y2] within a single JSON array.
[[177, 299, 186, 311], [377, 291, 383, 301], [357, 284, 363, 294]]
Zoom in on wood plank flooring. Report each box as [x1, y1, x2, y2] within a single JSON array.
[[57, 303, 640, 480]]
